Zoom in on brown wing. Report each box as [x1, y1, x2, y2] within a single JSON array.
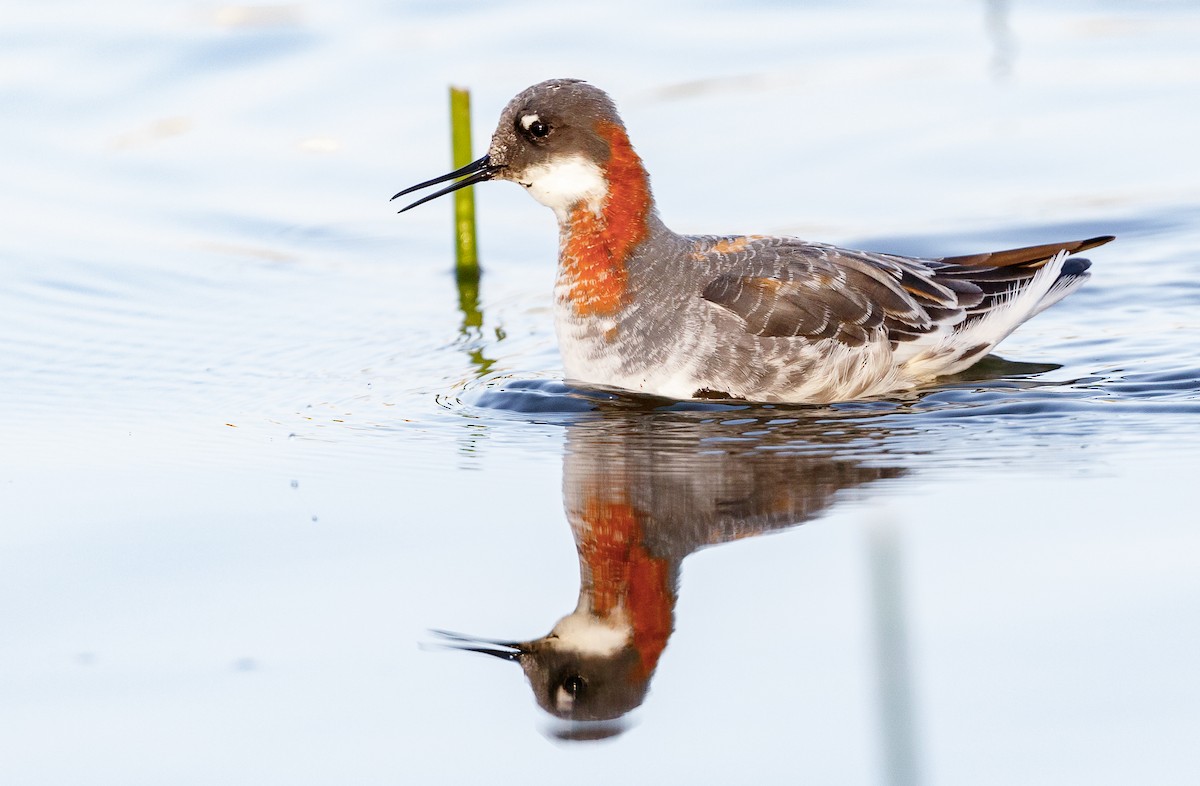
[[698, 235, 1112, 346], [699, 242, 966, 345]]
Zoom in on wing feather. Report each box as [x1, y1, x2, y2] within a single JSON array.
[[694, 235, 1112, 348]]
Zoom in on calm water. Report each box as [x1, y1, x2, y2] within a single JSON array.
[[3, 1, 1199, 783]]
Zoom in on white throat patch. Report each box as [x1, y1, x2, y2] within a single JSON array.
[[519, 155, 607, 221], [551, 611, 630, 656]]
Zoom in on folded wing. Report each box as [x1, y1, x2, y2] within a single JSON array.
[[699, 235, 1112, 349]]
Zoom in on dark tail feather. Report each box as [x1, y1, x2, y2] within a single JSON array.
[[939, 235, 1114, 270], [1060, 257, 1092, 277]]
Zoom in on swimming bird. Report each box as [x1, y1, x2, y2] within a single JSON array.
[[393, 79, 1112, 403]]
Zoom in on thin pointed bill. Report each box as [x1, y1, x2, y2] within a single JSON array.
[[391, 155, 502, 214], [428, 628, 523, 662]]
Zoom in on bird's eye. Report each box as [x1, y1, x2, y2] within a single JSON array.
[[528, 119, 550, 138], [562, 674, 587, 697]]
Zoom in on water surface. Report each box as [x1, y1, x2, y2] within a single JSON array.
[[2, 1, 1199, 784]]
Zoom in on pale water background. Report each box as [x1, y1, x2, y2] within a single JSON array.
[[3, 0, 1200, 783]]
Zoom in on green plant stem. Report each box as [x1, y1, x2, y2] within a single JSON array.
[[449, 86, 478, 273]]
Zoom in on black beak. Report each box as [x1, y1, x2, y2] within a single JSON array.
[[391, 155, 502, 214], [429, 629, 523, 662]]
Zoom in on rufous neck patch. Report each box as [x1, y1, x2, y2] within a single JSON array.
[[577, 497, 675, 679], [559, 120, 651, 317]]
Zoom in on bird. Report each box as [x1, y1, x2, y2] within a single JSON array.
[[393, 78, 1113, 404], [432, 412, 905, 730]]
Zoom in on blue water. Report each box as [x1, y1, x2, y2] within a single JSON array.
[[3, 1, 1199, 784]]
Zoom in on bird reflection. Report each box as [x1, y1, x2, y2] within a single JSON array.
[[435, 406, 907, 736]]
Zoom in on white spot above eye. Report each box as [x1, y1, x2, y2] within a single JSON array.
[[520, 113, 540, 131], [519, 155, 608, 221]]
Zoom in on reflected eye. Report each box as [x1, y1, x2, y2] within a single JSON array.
[[528, 119, 550, 138], [562, 674, 587, 697]]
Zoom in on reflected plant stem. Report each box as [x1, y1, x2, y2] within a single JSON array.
[[453, 265, 493, 463], [456, 265, 496, 378], [985, 0, 1014, 81], [457, 266, 482, 332], [868, 520, 923, 786]]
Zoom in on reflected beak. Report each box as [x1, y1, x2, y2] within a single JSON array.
[[429, 629, 523, 662], [391, 155, 503, 214]]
